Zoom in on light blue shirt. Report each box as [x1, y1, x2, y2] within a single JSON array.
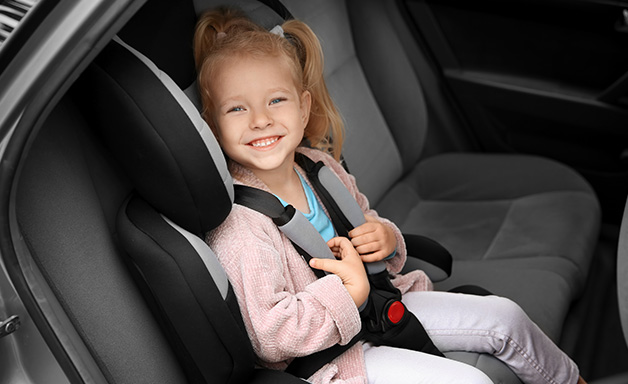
[[276, 169, 396, 260], [275, 170, 336, 242]]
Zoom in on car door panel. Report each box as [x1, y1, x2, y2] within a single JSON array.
[[402, 0, 628, 222]]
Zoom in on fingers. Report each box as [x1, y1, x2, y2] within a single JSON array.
[[350, 223, 387, 250], [348, 217, 397, 262], [349, 223, 379, 247], [314, 236, 370, 308], [326, 235, 351, 249], [360, 251, 389, 263], [326, 236, 358, 258], [351, 233, 380, 253], [311, 237, 361, 272], [348, 217, 378, 239], [309, 257, 340, 274]]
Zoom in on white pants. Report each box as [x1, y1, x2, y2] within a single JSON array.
[[363, 291, 579, 384]]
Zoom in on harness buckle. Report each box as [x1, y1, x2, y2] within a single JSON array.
[[386, 300, 405, 325]]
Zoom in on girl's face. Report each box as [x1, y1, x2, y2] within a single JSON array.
[[209, 54, 311, 176]]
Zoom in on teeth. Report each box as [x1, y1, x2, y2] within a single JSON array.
[[251, 137, 278, 147]]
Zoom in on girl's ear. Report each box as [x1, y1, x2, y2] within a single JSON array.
[[300, 90, 312, 126]]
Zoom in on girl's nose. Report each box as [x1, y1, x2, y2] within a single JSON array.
[[250, 109, 273, 130]]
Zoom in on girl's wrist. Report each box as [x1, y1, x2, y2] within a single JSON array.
[[383, 247, 397, 261]]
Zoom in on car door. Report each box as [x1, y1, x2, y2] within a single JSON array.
[[401, 0, 628, 223]]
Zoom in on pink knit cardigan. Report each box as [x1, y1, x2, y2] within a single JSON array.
[[206, 147, 433, 383]]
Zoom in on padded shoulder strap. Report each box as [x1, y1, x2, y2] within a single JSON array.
[[296, 153, 453, 279], [234, 185, 335, 279], [295, 153, 365, 234], [295, 153, 388, 275]]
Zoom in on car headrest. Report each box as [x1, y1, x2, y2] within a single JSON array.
[[78, 37, 233, 238]]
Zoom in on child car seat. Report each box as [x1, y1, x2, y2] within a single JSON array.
[[79, 30, 454, 381], [77, 20, 523, 384], [77, 37, 305, 384], [79, 1, 518, 383]]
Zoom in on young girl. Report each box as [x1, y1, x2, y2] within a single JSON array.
[[194, 7, 586, 384]]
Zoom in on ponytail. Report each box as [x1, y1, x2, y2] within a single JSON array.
[[282, 20, 344, 161], [193, 7, 259, 71]]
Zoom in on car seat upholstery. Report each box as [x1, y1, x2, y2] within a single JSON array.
[[115, 1, 599, 382], [581, 196, 628, 384], [92, 0, 602, 382], [12, 0, 602, 383], [583, 197, 628, 383], [278, 0, 601, 379]]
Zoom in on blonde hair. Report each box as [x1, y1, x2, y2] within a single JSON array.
[[193, 7, 344, 160]]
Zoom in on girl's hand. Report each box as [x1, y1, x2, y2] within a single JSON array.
[[309, 237, 370, 308], [348, 214, 397, 263]]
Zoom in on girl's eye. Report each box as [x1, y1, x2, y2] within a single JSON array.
[[270, 97, 285, 105], [228, 106, 244, 113]]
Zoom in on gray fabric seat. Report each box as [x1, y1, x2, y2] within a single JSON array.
[[281, 0, 600, 314], [386, 153, 599, 295], [586, 196, 628, 383], [281, 0, 601, 381]]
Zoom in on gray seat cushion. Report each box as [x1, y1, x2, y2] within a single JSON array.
[[382, 153, 599, 338], [379, 153, 600, 295]]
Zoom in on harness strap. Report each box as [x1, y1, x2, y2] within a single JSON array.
[[234, 184, 331, 279], [296, 153, 453, 278], [295, 153, 387, 275], [295, 153, 358, 237], [234, 184, 368, 377]]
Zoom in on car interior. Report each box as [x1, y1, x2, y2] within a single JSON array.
[[4, 0, 628, 383]]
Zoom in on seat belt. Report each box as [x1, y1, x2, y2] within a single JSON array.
[[233, 153, 444, 379]]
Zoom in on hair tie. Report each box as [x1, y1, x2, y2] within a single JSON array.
[[269, 25, 285, 38]]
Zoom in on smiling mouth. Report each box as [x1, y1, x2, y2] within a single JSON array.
[[249, 136, 280, 148]]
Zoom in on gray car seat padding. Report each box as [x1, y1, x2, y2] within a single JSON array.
[[79, 36, 233, 238]]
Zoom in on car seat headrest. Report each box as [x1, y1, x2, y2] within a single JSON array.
[[79, 37, 233, 237]]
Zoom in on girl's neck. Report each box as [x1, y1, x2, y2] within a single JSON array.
[[252, 160, 309, 213], [253, 163, 295, 193]]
